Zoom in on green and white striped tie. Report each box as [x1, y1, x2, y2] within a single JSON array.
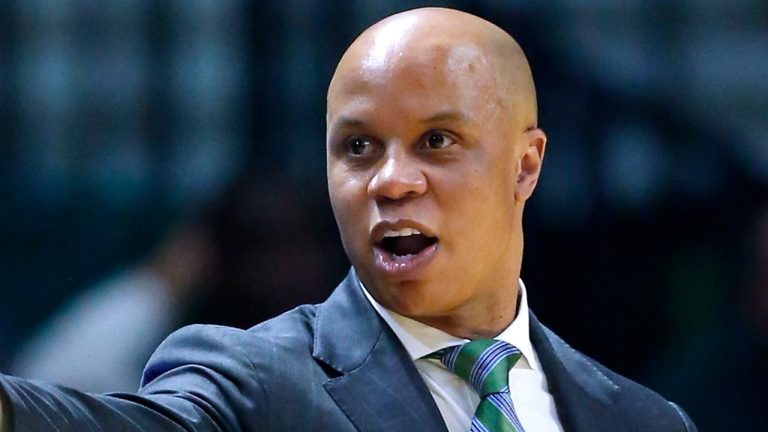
[[433, 339, 525, 432]]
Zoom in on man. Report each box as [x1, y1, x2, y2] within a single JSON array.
[[0, 7, 697, 432]]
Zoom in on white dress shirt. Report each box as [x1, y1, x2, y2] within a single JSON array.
[[361, 280, 564, 432]]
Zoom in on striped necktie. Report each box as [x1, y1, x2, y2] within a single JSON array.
[[435, 339, 525, 432]]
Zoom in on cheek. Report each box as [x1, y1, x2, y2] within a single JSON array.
[[329, 174, 371, 242], [440, 163, 516, 236], [440, 163, 505, 208]]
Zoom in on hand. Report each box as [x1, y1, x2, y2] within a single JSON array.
[[0, 390, 5, 432], [0, 385, 10, 432]]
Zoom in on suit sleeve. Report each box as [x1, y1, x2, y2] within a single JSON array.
[[0, 325, 266, 432], [669, 402, 698, 432]]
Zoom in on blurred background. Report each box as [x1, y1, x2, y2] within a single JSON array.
[[0, 0, 766, 429]]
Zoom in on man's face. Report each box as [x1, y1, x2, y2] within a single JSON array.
[[327, 39, 530, 324]]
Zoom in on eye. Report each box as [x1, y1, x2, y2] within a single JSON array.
[[347, 137, 375, 156], [424, 132, 455, 150]]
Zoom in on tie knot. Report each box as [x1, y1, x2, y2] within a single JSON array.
[[436, 339, 521, 397]]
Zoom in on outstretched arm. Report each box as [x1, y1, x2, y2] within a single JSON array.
[[0, 325, 264, 432]]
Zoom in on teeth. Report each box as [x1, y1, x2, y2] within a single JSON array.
[[383, 228, 421, 238]]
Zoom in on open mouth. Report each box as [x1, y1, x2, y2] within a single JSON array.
[[376, 228, 438, 259]]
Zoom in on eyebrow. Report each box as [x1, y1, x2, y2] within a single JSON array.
[[329, 116, 366, 131], [329, 110, 472, 131], [422, 110, 472, 124]]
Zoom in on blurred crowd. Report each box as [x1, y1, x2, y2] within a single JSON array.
[[9, 172, 347, 392]]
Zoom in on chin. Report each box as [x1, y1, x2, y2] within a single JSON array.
[[379, 279, 448, 316]]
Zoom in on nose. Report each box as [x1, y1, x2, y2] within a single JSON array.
[[367, 151, 427, 202]]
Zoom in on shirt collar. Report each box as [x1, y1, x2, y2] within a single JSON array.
[[360, 279, 540, 371]]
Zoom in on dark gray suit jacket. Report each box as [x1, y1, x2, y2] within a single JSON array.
[[0, 270, 697, 431]]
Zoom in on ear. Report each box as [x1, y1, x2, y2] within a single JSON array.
[[515, 128, 547, 202]]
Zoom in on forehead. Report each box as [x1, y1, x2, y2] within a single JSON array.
[[328, 40, 500, 123]]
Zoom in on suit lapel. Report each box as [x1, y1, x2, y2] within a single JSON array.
[[313, 270, 448, 432], [312, 273, 633, 432], [530, 313, 630, 432]]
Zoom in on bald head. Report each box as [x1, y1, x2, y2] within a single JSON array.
[[328, 7, 538, 129]]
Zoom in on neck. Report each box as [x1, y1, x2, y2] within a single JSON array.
[[428, 235, 524, 339], [419, 283, 520, 339]]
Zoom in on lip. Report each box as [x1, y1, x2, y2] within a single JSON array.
[[370, 219, 439, 279], [373, 241, 438, 279], [370, 219, 437, 244]]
